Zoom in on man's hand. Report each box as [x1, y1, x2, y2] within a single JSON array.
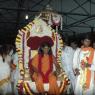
[[10, 64, 16, 71], [74, 68, 80, 76], [53, 71, 57, 76], [85, 63, 91, 68]]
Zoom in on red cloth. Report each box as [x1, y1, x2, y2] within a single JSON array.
[[27, 36, 54, 50]]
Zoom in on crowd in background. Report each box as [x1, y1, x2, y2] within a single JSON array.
[[0, 44, 20, 95], [0, 34, 95, 95], [62, 35, 95, 95]]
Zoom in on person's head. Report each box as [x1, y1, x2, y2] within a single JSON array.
[[70, 41, 77, 49], [93, 41, 95, 49], [82, 35, 91, 47], [63, 38, 69, 48], [38, 43, 52, 55], [3, 44, 13, 55]]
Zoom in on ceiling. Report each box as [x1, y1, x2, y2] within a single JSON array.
[[0, 0, 95, 44]]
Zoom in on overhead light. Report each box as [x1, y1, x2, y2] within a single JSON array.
[[25, 14, 29, 20]]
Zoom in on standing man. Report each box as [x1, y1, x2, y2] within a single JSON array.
[[73, 35, 95, 95], [61, 40, 75, 94], [10, 47, 21, 95]]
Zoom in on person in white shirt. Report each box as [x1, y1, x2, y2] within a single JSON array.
[[61, 41, 76, 94], [9, 46, 20, 95], [73, 36, 95, 95], [0, 45, 12, 95]]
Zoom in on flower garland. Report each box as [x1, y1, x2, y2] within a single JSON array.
[[79, 47, 94, 90], [15, 17, 68, 94]]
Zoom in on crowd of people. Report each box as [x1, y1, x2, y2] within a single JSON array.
[[0, 44, 20, 95], [62, 35, 95, 95], [0, 34, 95, 95]]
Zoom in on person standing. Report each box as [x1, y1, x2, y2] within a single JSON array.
[[73, 35, 95, 95], [61, 41, 76, 94], [11, 48, 20, 95], [0, 45, 12, 95]]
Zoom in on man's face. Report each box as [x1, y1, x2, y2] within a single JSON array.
[[63, 42, 67, 49], [83, 39, 91, 47], [71, 42, 77, 49]]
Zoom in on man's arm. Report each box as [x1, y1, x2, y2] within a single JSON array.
[[73, 49, 80, 76], [90, 51, 95, 71]]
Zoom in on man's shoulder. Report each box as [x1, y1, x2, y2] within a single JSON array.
[[75, 48, 81, 53], [65, 46, 72, 50], [76, 48, 81, 50]]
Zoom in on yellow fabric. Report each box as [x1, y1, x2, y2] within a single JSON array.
[[0, 76, 10, 86]]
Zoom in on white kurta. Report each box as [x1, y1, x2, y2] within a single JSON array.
[[11, 52, 20, 95], [10, 52, 20, 95], [73, 48, 95, 95], [0, 55, 12, 95], [61, 46, 75, 92]]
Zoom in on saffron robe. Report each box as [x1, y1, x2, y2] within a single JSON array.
[[29, 54, 60, 94]]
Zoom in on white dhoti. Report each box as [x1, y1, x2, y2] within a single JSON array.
[[0, 62, 12, 95], [63, 66, 75, 93], [61, 46, 76, 93], [11, 68, 20, 95], [11, 52, 21, 95], [75, 71, 95, 95]]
